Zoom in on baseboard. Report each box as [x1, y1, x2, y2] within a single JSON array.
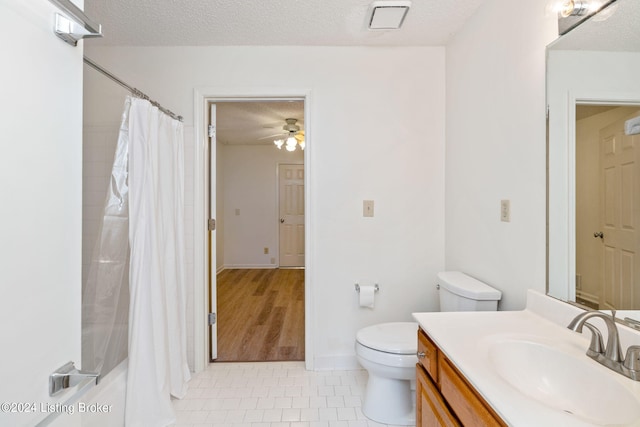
[[313, 355, 362, 371], [223, 264, 278, 270], [576, 290, 599, 309]]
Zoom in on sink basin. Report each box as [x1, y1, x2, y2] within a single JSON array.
[[488, 338, 640, 425]]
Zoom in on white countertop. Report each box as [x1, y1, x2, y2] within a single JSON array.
[[412, 290, 640, 427]]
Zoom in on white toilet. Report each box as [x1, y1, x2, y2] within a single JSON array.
[[354, 271, 502, 425]]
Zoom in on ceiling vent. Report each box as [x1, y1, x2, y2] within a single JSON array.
[[368, 1, 411, 30]]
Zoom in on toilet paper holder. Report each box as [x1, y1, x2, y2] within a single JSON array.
[[355, 283, 379, 293]]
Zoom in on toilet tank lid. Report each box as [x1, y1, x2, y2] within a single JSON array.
[[437, 271, 502, 301]]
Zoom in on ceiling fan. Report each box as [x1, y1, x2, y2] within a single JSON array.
[[262, 118, 305, 151]]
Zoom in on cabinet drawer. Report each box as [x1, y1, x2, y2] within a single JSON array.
[[418, 329, 438, 382], [439, 358, 506, 427]]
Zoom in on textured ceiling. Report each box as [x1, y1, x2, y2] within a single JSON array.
[[216, 101, 304, 146], [83, 1, 488, 144], [84, 0, 487, 46]]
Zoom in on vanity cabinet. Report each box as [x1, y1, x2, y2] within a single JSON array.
[[416, 329, 507, 427]]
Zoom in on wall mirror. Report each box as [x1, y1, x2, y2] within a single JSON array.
[[547, 0, 640, 324]]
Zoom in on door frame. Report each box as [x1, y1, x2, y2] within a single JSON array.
[[548, 89, 640, 302], [192, 88, 314, 372]]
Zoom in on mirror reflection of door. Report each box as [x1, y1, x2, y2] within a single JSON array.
[[576, 105, 640, 310], [278, 163, 305, 267]]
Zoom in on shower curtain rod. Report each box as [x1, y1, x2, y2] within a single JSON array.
[[83, 56, 183, 122]]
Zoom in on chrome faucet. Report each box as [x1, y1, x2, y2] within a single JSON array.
[[568, 310, 640, 381]]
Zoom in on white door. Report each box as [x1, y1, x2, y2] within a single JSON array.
[[209, 103, 218, 360], [600, 111, 640, 310], [0, 1, 83, 425], [279, 164, 305, 267]]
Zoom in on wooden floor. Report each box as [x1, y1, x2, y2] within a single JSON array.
[[215, 268, 305, 362]]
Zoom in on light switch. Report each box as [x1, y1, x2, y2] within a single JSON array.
[[235, 208, 240, 216], [500, 200, 510, 222], [363, 200, 374, 217]]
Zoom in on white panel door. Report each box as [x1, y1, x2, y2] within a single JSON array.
[[0, 1, 83, 425], [600, 111, 640, 310], [209, 103, 218, 360], [279, 164, 305, 267]]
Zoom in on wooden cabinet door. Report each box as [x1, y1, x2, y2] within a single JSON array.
[[439, 359, 507, 427], [417, 365, 461, 427]]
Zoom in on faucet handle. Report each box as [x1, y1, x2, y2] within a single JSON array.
[[583, 322, 604, 356], [624, 346, 640, 371]]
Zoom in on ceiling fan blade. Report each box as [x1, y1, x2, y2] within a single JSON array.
[[258, 133, 286, 140]]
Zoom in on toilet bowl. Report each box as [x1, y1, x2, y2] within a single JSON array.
[[355, 322, 418, 425], [355, 271, 501, 425]]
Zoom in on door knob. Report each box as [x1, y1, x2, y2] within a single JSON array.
[[280, 218, 285, 223], [594, 231, 604, 239]]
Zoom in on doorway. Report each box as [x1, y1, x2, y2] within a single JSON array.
[[209, 100, 306, 362], [575, 104, 640, 310]]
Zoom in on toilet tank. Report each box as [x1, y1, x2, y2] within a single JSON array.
[[437, 271, 502, 311]]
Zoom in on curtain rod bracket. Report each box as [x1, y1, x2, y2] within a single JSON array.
[[49, 0, 102, 46]]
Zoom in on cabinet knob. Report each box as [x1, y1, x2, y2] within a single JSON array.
[[417, 351, 426, 359]]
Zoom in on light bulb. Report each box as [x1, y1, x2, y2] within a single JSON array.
[[559, 0, 588, 17], [299, 140, 305, 150], [286, 136, 297, 150], [274, 139, 284, 149]]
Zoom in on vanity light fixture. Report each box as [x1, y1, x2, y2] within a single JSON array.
[[367, 1, 412, 30], [559, 0, 590, 17], [557, 0, 616, 35]]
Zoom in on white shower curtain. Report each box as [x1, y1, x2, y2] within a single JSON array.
[[125, 97, 191, 426]]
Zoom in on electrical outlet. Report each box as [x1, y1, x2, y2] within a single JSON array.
[[500, 200, 510, 222], [235, 208, 240, 216], [264, 247, 269, 254], [270, 257, 275, 264]]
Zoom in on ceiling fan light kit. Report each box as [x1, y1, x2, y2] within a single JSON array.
[[368, 0, 411, 30], [273, 118, 305, 151]]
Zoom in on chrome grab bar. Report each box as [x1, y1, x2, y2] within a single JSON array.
[[49, 361, 100, 396]]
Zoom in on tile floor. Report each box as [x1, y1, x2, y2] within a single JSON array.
[[172, 361, 414, 427]]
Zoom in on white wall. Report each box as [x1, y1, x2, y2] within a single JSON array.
[[84, 45, 446, 368], [547, 49, 640, 301], [221, 144, 303, 268], [0, 0, 84, 425], [444, 0, 557, 310]]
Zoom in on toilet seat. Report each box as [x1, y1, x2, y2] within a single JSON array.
[[356, 322, 418, 355]]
